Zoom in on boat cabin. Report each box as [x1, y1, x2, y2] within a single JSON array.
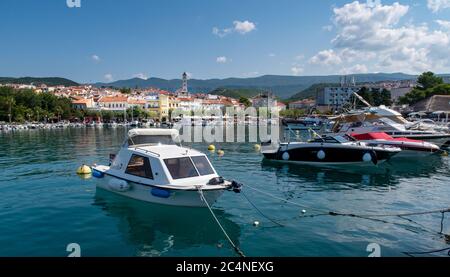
[[107, 129, 219, 189]]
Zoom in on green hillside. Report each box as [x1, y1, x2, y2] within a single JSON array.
[[208, 87, 265, 99], [0, 77, 79, 87], [289, 83, 339, 101]]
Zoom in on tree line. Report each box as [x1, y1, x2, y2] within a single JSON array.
[[0, 87, 158, 123], [398, 72, 450, 105]]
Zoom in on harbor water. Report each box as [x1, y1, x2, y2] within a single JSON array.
[[0, 127, 450, 257]]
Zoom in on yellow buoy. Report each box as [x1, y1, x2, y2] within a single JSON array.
[[208, 144, 216, 151], [217, 150, 225, 156], [76, 164, 92, 175], [254, 144, 261, 151], [442, 151, 449, 157]]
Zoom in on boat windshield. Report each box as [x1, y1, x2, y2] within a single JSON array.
[[164, 157, 199, 179], [128, 135, 176, 146], [312, 135, 350, 143], [163, 155, 215, 180]]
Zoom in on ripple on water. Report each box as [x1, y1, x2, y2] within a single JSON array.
[[1, 129, 450, 256]]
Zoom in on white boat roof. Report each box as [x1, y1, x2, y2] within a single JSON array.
[[132, 144, 205, 159], [128, 128, 179, 138]]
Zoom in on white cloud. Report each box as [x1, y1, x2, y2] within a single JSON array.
[[309, 49, 342, 65], [427, 0, 450, 13], [91, 55, 100, 62], [268, 53, 276, 57], [212, 27, 233, 38], [233, 20, 256, 34], [294, 54, 305, 61], [291, 66, 304, 76], [216, 56, 228, 63], [104, 74, 113, 82], [436, 19, 450, 31], [213, 20, 256, 37], [133, 73, 148, 80], [243, 71, 260, 77], [340, 64, 368, 74], [308, 1, 450, 74], [322, 25, 333, 31]]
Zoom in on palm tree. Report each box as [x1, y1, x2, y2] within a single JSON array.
[[5, 96, 15, 123]]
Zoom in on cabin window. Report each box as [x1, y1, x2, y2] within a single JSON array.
[[164, 157, 199, 179], [125, 154, 153, 179], [191, 156, 215, 176]]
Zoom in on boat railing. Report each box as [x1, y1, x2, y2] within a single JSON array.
[[134, 147, 161, 157]]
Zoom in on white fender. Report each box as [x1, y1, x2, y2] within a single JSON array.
[[282, 152, 290, 160], [107, 178, 130, 192], [362, 153, 372, 162], [317, 150, 326, 160]]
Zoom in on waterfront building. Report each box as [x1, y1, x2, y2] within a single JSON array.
[[127, 99, 146, 109], [251, 92, 278, 109], [316, 86, 360, 111], [159, 94, 170, 121], [289, 99, 315, 110], [72, 98, 95, 110], [276, 102, 287, 111], [97, 96, 128, 111]]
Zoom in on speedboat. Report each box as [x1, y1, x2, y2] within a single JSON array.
[[282, 117, 326, 131], [351, 132, 441, 158], [332, 115, 450, 146], [261, 134, 401, 166], [92, 129, 239, 207]]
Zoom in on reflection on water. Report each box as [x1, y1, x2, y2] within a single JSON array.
[[93, 189, 241, 256], [1, 128, 450, 256], [261, 155, 446, 192]]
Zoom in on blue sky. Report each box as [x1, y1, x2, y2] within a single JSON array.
[[1, 0, 450, 83]]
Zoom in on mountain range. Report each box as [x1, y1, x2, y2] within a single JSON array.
[[3, 73, 450, 100], [94, 73, 419, 99]]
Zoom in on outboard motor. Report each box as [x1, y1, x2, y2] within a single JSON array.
[[229, 181, 243, 193]]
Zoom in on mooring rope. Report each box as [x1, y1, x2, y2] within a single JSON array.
[[197, 188, 245, 257], [241, 189, 284, 227], [245, 183, 450, 220], [243, 182, 450, 256], [245, 183, 327, 213], [403, 247, 450, 257]]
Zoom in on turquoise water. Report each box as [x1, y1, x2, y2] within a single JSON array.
[[0, 128, 450, 257]]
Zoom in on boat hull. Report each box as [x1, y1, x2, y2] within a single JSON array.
[[262, 145, 397, 166], [96, 174, 225, 207]]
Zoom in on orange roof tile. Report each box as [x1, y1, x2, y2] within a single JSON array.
[[98, 96, 128, 103]]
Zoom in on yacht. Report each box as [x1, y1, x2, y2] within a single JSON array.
[[92, 129, 238, 207], [331, 106, 450, 146], [261, 134, 401, 166], [351, 132, 441, 158]]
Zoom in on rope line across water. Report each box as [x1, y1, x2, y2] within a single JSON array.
[[197, 187, 245, 257]]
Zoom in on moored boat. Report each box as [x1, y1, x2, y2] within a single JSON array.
[[261, 134, 401, 167], [351, 132, 441, 158], [92, 129, 239, 207]]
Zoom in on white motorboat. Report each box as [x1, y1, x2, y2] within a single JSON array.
[[92, 129, 239, 207], [351, 132, 441, 158]]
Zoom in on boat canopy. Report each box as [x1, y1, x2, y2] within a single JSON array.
[[351, 132, 393, 140], [351, 132, 422, 143], [126, 128, 180, 146]]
